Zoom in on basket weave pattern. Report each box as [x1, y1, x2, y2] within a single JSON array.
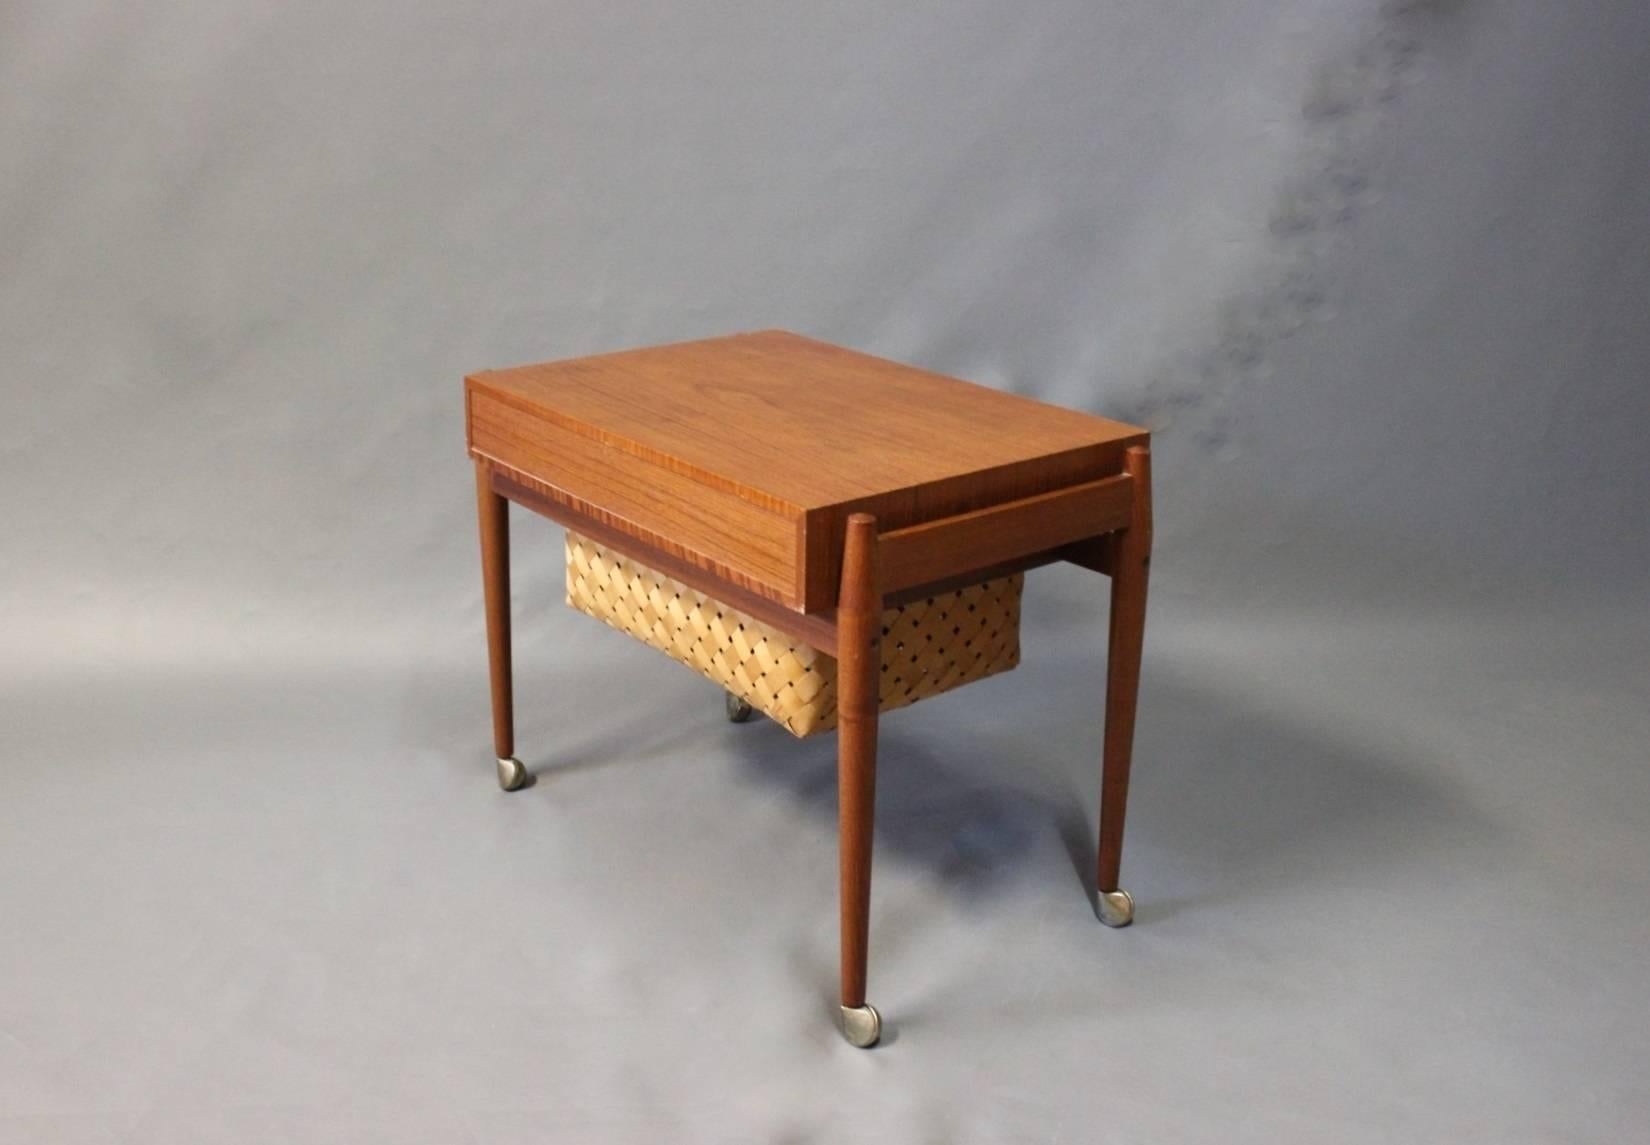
[[565, 532, 1022, 737]]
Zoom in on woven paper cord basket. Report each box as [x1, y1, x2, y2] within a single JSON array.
[[565, 532, 1023, 737]]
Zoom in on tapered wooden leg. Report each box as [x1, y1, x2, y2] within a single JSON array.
[[1097, 445, 1151, 926], [476, 461, 528, 792], [837, 513, 882, 1047]]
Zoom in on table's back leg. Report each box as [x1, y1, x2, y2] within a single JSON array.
[[475, 461, 530, 792], [1096, 444, 1152, 926], [837, 512, 883, 1047]]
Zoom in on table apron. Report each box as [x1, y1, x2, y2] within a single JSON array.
[[483, 461, 1130, 655]]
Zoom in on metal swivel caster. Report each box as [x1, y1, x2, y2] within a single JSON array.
[[839, 1003, 882, 1048], [496, 756, 531, 792], [1098, 888, 1135, 928], [725, 693, 754, 723]]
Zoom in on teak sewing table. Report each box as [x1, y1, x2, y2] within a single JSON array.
[[465, 330, 1151, 1047]]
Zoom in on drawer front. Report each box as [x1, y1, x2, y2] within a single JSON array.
[[469, 388, 801, 606]]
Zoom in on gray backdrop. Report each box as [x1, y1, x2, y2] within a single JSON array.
[[3, 2, 1647, 1141]]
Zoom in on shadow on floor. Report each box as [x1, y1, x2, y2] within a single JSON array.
[[715, 650, 1493, 918], [398, 633, 1493, 920]]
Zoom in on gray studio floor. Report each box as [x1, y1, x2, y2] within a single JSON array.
[[4, 570, 1646, 1143]]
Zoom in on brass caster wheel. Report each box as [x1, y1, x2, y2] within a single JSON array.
[[496, 756, 531, 792], [1098, 888, 1135, 928], [838, 1003, 882, 1048], [725, 693, 754, 723]]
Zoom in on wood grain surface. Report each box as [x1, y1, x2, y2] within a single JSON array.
[[466, 330, 1147, 611]]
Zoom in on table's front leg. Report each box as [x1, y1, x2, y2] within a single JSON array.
[[1096, 445, 1152, 925], [475, 461, 530, 792], [836, 512, 882, 1048]]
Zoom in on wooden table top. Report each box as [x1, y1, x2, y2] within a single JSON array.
[[467, 330, 1146, 612]]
